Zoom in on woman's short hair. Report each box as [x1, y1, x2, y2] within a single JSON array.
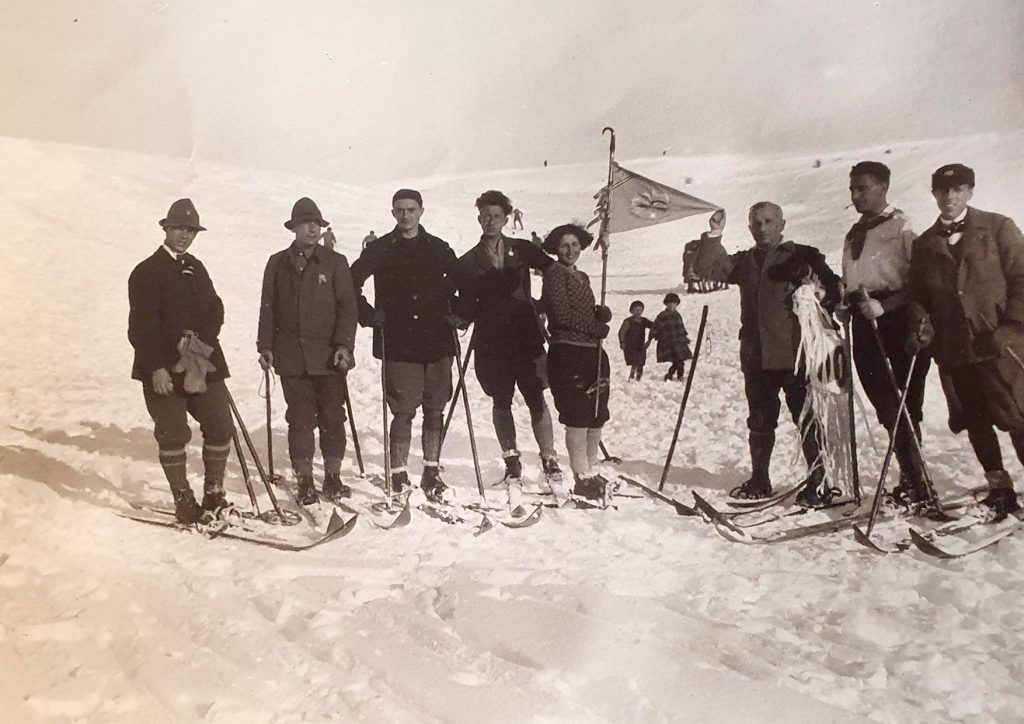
[[542, 223, 594, 255]]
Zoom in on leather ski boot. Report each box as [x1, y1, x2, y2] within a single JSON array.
[[172, 487, 204, 525], [322, 472, 352, 502]]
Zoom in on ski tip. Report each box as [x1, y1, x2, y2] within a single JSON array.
[[475, 515, 495, 536], [851, 524, 887, 554], [325, 510, 346, 536]]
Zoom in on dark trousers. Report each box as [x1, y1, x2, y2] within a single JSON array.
[[143, 377, 234, 451], [852, 307, 931, 484], [945, 364, 1024, 473], [143, 377, 234, 491], [743, 365, 822, 478], [280, 373, 346, 476]]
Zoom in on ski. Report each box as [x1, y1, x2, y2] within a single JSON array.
[[849, 495, 982, 554], [693, 492, 868, 544], [618, 475, 697, 516], [908, 514, 1024, 558], [119, 507, 357, 551], [464, 502, 545, 528], [723, 481, 803, 510]]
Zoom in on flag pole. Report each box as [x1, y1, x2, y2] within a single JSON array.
[[593, 127, 615, 418]]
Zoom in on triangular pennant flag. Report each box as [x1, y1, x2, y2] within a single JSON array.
[[602, 163, 719, 234]]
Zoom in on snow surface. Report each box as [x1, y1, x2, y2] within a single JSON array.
[[2, 132, 1024, 722]]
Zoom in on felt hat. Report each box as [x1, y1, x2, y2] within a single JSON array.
[[159, 198, 206, 231], [284, 197, 329, 230], [931, 164, 975, 190]]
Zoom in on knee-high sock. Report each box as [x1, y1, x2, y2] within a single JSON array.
[[492, 404, 518, 454], [201, 441, 231, 493], [159, 447, 189, 492], [586, 427, 602, 467], [565, 427, 590, 476]]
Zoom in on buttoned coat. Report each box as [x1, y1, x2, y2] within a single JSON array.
[[907, 207, 1024, 368], [128, 248, 229, 386], [695, 238, 841, 371], [350, 226, 459, 364], [456, 236, 552, 361], [257, 244, 358, 376]]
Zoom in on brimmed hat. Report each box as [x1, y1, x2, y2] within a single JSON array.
[[159, 198, 206, 231], [284, 197, 329, 230], [931, 164, 975, 190]]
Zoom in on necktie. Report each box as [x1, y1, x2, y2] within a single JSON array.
[[938, 220, 967, 238], [846, 212, 894, 260], [176, 254, 194, 276]]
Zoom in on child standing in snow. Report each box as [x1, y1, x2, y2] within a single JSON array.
[[651, 292, 692, 381], [617, 300, 653, 380]]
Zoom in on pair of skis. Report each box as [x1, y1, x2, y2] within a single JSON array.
[[120, 503, 358, 552]]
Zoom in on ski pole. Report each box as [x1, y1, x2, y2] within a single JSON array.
[[263, 367, 282, 485], [231, 428, 260, 515], [341, 374, 364, 475], [842, 315, 861, 506], [380, 326, 393, 509], [599, 441, 621, 464], [659, 305, 709, 491], [852, 288, 941, 514], [439, 333, 475, 451], [225, 384, 286, 519], [453, 331, 485, 500], [863, 355, 918, 536]]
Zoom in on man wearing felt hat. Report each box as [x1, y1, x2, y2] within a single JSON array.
[[128, 199, 235, 524], [906, 164, 1024, 519], [257, 197, 358, 505]]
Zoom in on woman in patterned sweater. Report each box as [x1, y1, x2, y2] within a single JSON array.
[[540, 224, 613, 502]]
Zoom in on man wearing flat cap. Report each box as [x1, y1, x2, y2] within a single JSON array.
[[350, 189, 462, 504], [906, 164, 1024, 519], [257, 197, 358, 505], [129, 199, 235, 523]]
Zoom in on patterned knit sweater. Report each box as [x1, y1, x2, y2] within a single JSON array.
[[541, 262, 600, 345]]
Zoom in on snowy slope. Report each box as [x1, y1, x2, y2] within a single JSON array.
[[1, 131, 1023, 722]]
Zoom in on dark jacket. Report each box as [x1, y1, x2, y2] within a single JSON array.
[[695, 237, 841, 371], [456, 236, 553, 361], [908, 207, 1024, 369], [257, 243, 358, 376], [128, 247, 229, 385], [350, 226, 459, 363], [618, 316, 653, 366]]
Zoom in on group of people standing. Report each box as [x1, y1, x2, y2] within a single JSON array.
[[691, 162, 1024, 520], [129, 190, 614, 523], [128, 159, 1024, 526]]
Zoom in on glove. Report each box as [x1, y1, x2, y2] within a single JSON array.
[[595, 322, 610, 340], [904, 310, 934, 355], [593, 305, 612, 324], [767, 258, 810, 283], [857, 297, 885, 320], [258, 350, 273, 371], [833, 303, 851, 326], [333, 346, 354, 371], [445, 313, 469, 330]]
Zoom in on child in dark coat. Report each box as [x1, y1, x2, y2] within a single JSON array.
[[651, 292, 692, 380], [617, 300, 653, 380]]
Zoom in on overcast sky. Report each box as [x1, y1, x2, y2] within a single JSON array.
[[2, 0, 1022, 181]]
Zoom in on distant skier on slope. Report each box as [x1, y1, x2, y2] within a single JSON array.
[[257, 198, 358, 505], [455, 190, 564, 505], [840, 161, 931, 505], [128, 199, 235, 523], [906, 164, 1024, 520], [694, 201, 842, 507]]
